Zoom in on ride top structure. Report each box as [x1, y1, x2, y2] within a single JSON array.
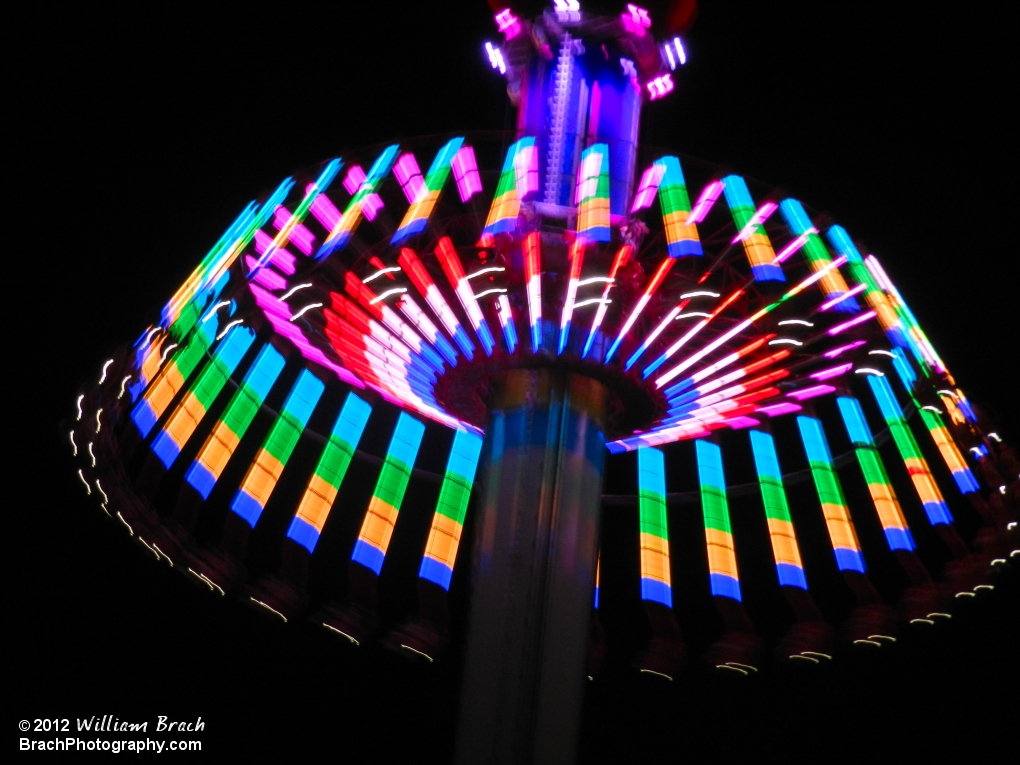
[[69, 3, 1019, 764]]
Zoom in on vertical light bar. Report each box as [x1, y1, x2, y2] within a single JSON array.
[[721, 175, 783, 282], [604, 257, 676, 362], [523, 231, 543, 353], [836, 397, 916, 551], [796, 415, 865, 572], [778, 199, 858, 311], [419, 430, 484, 590], [575, 144, 611, 242], [286, 393, 373, 553], [351, 413, 426, 574], [316, 145, 399, 259], [695, 440, 741, 600], [184, 344, 286, 499], [655, 156, 703, 258], [392, 137, 465, 244], [582, 243, 633, 359], [435, 236, 495, 356], [866, 374, 953, 525], [398, 247, 476, 360], [150, 325, 256, 468], [130, 319, 219, 438], [558, 238, 586, 354], [451, 144, 483, 202], [230, 369, 325, 527], [496, 294, 518, 354], [916, 407, 980, 493], [748, 430, 808, 588], [482, 138, 532, 238], [637, 446, 673, 606]]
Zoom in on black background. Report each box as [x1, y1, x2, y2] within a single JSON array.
[[13, 2, 1017, 761]]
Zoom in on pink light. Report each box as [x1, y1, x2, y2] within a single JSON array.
[[630, 163, 666, 213], [622, 4, 651, 34], [787, 384, 836, 401], [253, 230, 297, 275], [485, 42, 506, 74], [515, 143, 539, 199], [309, 193, 341, 231], [688, 180, 724, 224], [341, 165, 383, 221], [394, 153, 426, 204], [827, 310, 877, 336], [245, 255, 287, 291], [773, 228, 815, 265], [822, 340, 867, 359], [494, 9, 521, 40], [524, 232, 542, 353], [759, 402, 802, 417], [274, 204, 316, 256], [810, 362, 853, 382], [605, 257, 676, 362], [646, 74, 674, 100], [819, 282, 866, 311], [721, 416, 760, 430], [452, 146, 482, 202], [731, 201, 778, 244]]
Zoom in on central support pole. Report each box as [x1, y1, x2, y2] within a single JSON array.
[[455, 369, 607, 765]]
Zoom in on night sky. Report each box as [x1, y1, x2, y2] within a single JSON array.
[[14, 2, 1017, 761]]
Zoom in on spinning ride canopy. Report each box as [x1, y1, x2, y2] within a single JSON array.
[[70, 3, 1018, 682]]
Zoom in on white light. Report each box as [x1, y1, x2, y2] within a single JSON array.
[[98, 359, 113, 384], [138, 538, 160, 560], [369, 288, 407, 304], [910, 618, 934, 625], [143, 326, 160, 345], [974, 584, 994, 591], [988, 432, 1002, 442], [289, 302, 323, 322], [999, 485, 1007, 495], [200, 300, 231, 323], [99, 503, 111, 517], [572, 298, 612, 309], [777, 319, 813, 327], [117, 376, 131, 399], [869, 349, 896, 357], [675, 312, 712, 320], [473, 288, 507, 299], [69, 431, 78, 456], [250, 597, 288, 622], [94, 409, 103, 433], [577, 276, 614, 287], [152, 543, 173, 566], [716, 664, 748, 676], [280, 283, 313, 301], [188, 568, 225, 596], [937, 389, 959, 399], [790, 655, 819, 664], [769, 339, 802, 346], [991, 558, 1007, 566], [215, 319, 243, 341], [116, 511, 134, 536], [1008, 522, 1017, 530], [95, 479, 108, 504], [853, 639, 881, 647], [401, 644, 434, 662], [639, 669, 673, 680], [323, 623, 360, 645], [855, 368, 884, 376], [466, 266, 506, 280], [869, 635, 896, 642], [363, 267, 402, 284], [87, 442, 96, 468], [77, 469, 91, 495], [159, 343, 178, 363], [801, 651, 832, 660], [75, 394, 84, 421], [673, 37, 686, 65], [680, 291, 720, 299], [955, 591, 975, 598], [927, 613, 951, 619], [922, 406, 943, 413]]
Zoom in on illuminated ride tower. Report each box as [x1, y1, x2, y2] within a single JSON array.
[[69, 4, 1019, 764]]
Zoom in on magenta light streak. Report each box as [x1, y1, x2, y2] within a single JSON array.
[[688, 180, 724, 224], [452, 146, 482, 202], [810, 362, 853, 382], [274, 205, 316, 256], [253, 230, 297, 275], [822, 340, 867, 359], [758, 402, 802, 417], [341, 165, 383, 221], [787, 384, 836, 401], [731, 201, 778, 244], [309, 194, 341, 231], [720, 416, 760, 430], [630, 163, 666, 213], [773, 228, 815, 265], [495, 8, 521, 39], [827, 310, 877, 336], [819, 283, 866, 311], [394, 153, 426, 204], [646, 74, 674, 100], [245, 255, 287, 291]]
